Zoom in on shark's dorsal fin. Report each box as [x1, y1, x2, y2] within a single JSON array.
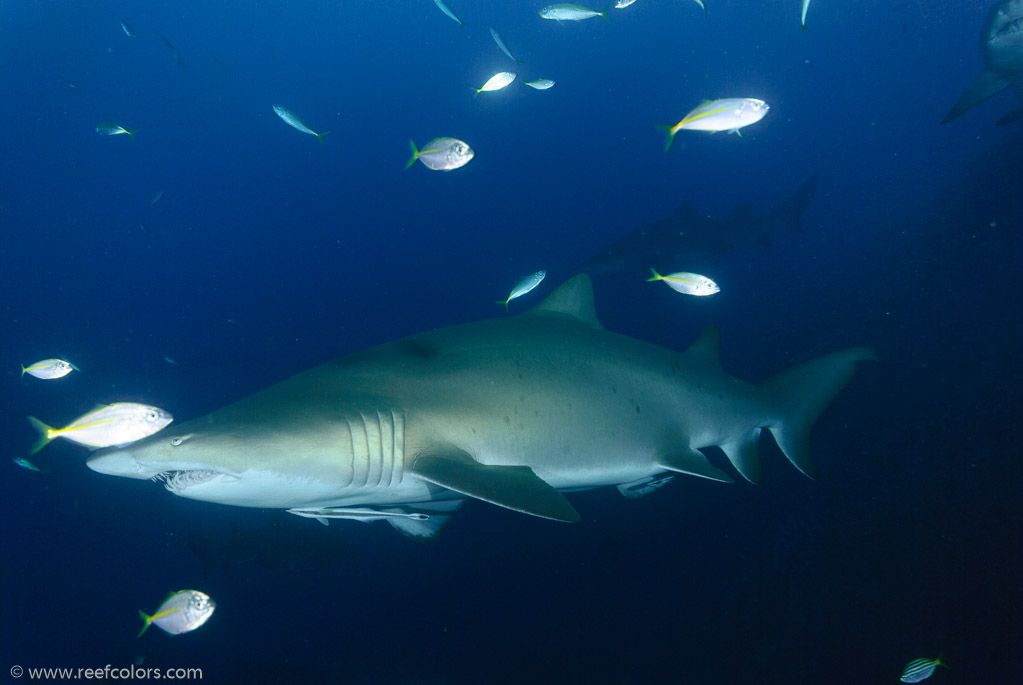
[[525, 274, 603, 329], [687, 326, 721, 367]]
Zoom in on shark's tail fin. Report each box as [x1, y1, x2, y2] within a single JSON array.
[[767, 172, 818, 235], [760, 347, 876, 479]]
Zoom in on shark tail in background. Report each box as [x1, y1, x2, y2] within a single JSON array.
[[766, 171, 819, 235], [751, 347, 878, 482]]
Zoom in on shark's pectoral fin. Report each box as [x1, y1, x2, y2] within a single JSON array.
[[412, 451, 581, 522], [943, 69, 1012, 124], [655, 448, 734, 483]]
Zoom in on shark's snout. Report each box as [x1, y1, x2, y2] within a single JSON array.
[[87, 449, 150, 479]]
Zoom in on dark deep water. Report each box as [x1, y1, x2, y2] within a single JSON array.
[[1, 1, 1021, 683]]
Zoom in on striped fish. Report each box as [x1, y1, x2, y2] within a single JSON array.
[[900, 657, 946, 683]]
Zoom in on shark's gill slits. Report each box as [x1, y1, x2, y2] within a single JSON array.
[[341, 409, 405, 489], [152, 470, 220, 493]]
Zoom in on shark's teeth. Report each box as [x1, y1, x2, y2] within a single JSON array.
[[152, 470, 220, 493]]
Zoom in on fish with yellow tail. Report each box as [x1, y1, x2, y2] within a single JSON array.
[[405, 137, 474, 171], [96, 122, 138, 141], [272, 105, 329, 143], [647, 268, 719, 296], [138, 590, 215, 637], [496, 270, 546, 311], [21, 358, 79, 380], [28, 403, 173, 454], [659, 98, 769, 151]]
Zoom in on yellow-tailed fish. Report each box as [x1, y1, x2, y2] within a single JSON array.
[[120, 20, 137, 38], [659, 98, 769, 151], [138, 590, 215, 637], [405, 138, 474, 171], [900, 657, 947, 683], [272, 105, 329, 143], [21, 358, 79, 380], [525, 78, 556, 90], [432, 0, 466, 27], [647, 268, 719, 296], [496, 270, 547, 311], [476, 72, 517, 96], [539, 3, 610, 22], [96, 122, 138, 140], [490, 27, 522, 64], [801, 0, 811, 29], [28, 403, 173, 454]]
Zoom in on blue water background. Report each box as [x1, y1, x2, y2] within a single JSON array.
[[1, 1, 1020, 683]]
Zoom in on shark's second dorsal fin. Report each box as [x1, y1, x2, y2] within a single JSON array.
[[525, 274, 603, 330], [687, 326, 721, 367]]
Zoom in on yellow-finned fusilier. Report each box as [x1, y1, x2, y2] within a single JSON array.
[[525, 78, 556, 90], [647, 268, 720, 296], [21, 358, 79, 380], [405, 138, 474, 171], [476, 72, 517, 96], [539, 3, 610, 22], [28, 403, 173, 454], [96, 122, 138, 141], [120, 20, 137, 38], [496, 270, 547, 311], [138, 590, 216, 637], [801, 0, 811, 29], [272, 105, 330, 144], [432, 0, 466, 27], [900, 657, 947, 683], [660, 98, 769, 150]]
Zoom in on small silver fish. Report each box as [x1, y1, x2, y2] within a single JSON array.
[[647, 268, 719, 296], [405, 138, 474, 171], [96, 122, 138, 140], [490, 27, 522, 64], [28, 403, 173, 454], [476, 72, 517, 95], [138, 590, 216, 637], [525, 78, 556, 90], [272, 105, 330, 143], [539, 3, 610, 22], [432, 0, 466, 27], [21, 358, 79, 380], [801, 0, 811, 29], [148, 190, 164, 207], [121, 20, 137, 38], [900, 657, 946, 683], [497, 270, 547, 311], [614, 0, 638, 7], [12, 457, 42, 472]]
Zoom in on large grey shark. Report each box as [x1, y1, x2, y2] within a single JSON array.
[[943, 0, 1023, 125], [572, 173, 818, 278], [88, 276, 874, 539]]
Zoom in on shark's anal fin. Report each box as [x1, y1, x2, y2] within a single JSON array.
[[386, 500, 464, 540], [412, 451, 581, 522], [655, 448, 734, 483]]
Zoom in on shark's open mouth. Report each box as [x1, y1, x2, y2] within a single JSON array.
[[152, 470, 222, 494]]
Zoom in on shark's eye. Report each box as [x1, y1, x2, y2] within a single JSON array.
[[171, 437, 184, 446]]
